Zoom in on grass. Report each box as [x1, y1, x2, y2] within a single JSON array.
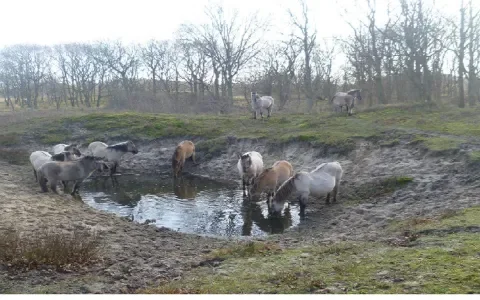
[[140, 206, 480, 294], [3, 103, 480, 156], [0, 148, 29, 165], [468, 151, 480, 163], [0, 226, 103, 270], [412, 136, 463, 152]]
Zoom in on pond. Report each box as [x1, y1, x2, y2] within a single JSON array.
[[79, 173, 300, 238]]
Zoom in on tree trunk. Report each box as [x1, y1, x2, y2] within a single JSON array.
[[458, 0, 466, 108]]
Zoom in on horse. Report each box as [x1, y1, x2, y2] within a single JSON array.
[[251, 92, 274, 119], [271, 161, 343, 218], [237, 151, 264, 197], [37, 155, 106, 196], [52, 143, 81, 157], [29, 150, 74, 182], [87, 140, 138, 175], [331, 89, 362, 116], [249, 160, 294, 204], [172, 140, 196, 178]]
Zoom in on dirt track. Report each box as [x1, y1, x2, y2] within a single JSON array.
[[1, 131, 480, 293]]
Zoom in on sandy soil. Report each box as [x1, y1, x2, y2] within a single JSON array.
[[1, 131, 480, 293]]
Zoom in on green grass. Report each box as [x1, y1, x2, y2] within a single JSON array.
[[468, 151, 480, 163], [140, 206, 480, 294], [412, 136, 463, 152]]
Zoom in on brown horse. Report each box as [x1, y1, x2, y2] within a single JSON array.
[[172, 140, 196, 178], [250, 160, 294, 204]]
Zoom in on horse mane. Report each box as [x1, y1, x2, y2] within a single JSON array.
[[347, 89, 360, 95], [107, 142, 129, 152], [311, 163, 328, 173], [273, 175, 297, 203]]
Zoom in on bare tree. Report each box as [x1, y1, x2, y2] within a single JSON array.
[[289, 0, 316, 109]]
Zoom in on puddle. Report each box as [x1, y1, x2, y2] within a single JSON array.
[[79, 173, 300, 237]]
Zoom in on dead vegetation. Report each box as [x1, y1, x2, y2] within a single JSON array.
[[0, 226, 103, 271]]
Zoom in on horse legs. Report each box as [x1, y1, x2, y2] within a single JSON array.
[[267, 107, 272, 118], [71, 180, 83, 195], [39, 177, 48, 192], [326, 193, 331, 204], [50, 182, 58, 194], [33, 169, 37, 182], [298, 194, 307, 219], [332, 184, 339, 202], [191, 152, 197, 164], [242, 177, 248, 197], [253, 111, 257, 119], [260, 111, 264, 119]]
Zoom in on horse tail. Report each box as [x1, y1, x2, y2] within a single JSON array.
[[330, 95, 335, 103]]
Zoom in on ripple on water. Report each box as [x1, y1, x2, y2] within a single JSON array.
[[79, 174, 300, 237]]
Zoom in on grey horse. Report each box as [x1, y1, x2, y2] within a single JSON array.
[[251, 92, 274, 119], [331, 89, 362, 116], [37, 155, 107, 195]]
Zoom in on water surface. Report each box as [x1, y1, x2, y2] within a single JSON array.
[[79, 174, 300, 237]]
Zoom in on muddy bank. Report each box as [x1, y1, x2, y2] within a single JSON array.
[[0, 161, 233, 293]]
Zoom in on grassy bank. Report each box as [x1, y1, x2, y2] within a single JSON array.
[[3, 103, 480, 156], [140, 206, 480, 294]]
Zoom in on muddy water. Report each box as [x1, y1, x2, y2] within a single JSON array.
[[79, 174, 300, 238]]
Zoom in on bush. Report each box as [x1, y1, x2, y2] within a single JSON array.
[[0, 226, 103, 270]]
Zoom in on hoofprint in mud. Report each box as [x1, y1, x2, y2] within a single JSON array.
[[2, 134, 480, 292]]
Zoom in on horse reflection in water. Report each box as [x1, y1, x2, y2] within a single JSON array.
[[173, 176, 198, 200], [241, 200, 293, 236]]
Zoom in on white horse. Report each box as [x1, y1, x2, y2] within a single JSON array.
[[29, 150, 74, 182], [271, 161, 343, 218], [87, 140, 138, 175], [331, 89, 362, 116], [251, 92, 274, 119], [52, 143, 81, 157], [237, 151, 264, 197]]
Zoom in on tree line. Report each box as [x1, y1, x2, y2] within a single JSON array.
[[0, 0, 479, 113]]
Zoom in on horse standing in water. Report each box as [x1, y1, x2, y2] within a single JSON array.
[[331, 89, 362, 116], [87, 140, 138, 175], [172, 140, 196, 178], [251, 92, 274, 119], [271, 161, 343, 218], [249, 160, 294, 204], [237, 151, 264, 197]]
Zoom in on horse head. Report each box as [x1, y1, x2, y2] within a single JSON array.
[[240, 153, 252, 173], [126, 140, 139, 154]]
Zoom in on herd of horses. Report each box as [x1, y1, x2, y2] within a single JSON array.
[[28, 140, 343, 219], [26, 88, 360, 219]]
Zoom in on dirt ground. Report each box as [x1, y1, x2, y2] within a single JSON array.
[[1, 130, 480, 293]]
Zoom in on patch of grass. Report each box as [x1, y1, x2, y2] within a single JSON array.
[[420, 137, 462, 152], [468, 151, 480, 163], [0, 148, 29, 165], [195, 137, 229, 159], [0, 226, 103, 270], [390, 206, 480, 233], [0, 133, 20, 146], [379, 139, 400, 147], [345, 176, 413, 204], [143, 207, 480, 294], [208, 241, 283, 260]]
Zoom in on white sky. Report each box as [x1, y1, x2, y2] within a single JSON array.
[[0, 0, 462, 75]]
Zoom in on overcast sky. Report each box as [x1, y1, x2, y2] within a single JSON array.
[[1, 0, 458, 46], [0, 0, 462, 75]]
